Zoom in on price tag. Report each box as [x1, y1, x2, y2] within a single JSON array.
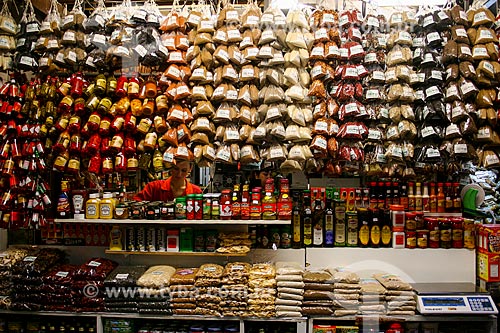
[[483, 61, 494, 75], [479, 29, 493, 41], [367, 16, 379, 27], [339, 48, 349, 58], [322, 13, 335, 24], [352, 28, 362, 40], [311, 46, 324, 57], [214, 30, 227, 42], [134, 45, 148, 58], [364, 53, 377, 63], [485, 154, 500, 165], [23, 256, 37, 262], [56, 271, 69, 278], [421, 126, 436, 138], [273, 52, 284, 63], [426, 32, 440, 44], [461, 81, 476, 95], [227, 29, 241, 40], [200, 20, 214, 30], [366, 89, 380, 100], [88, 260, 102, 267], [339, 15, 349, 27], [426, 148, 440, 158], [391, 13, 403, 24], [423, 15, 434, 27], [314, 137, 327, 150], [438, 11, 449, 20], [478, 127, 491, 139], [378, 36, 387, 47], [217, 108, 231, 119], [456, 28, 467, 38], [246, 16, 259, 26], [412, 37, 424, 48], [93, 34, 106, 45], [372, 71, 385, 81], [315, 28, 328, 40], [350, 45, 364, 56], [20, 56, 34, 66], [368, 129, 382, 140], [67, 51, 77, 63], [391, 51, 403, 63], [245, 47, 259, 60], [315, 121, 328, 132], [261, 13, 273, 24], [226, 89, 238, 101], [473, 46, 488, 58], [460, 46, 472, 56], [425, 86, 440, 98], [423, 53, 434, 63], [385, 69, 396, 82], [152, 271, 164, 275], [447, 86, 459, 98], [447, 124, 461, 135], [431, 70, 442, 81], [345, 67, 358, 78], [387, 126, 399, 139], [345, 103, 358, 115], [398, 31, 412, 43], [26, 23, 39, 33], [376, 153, 387, 163], [392, 147, 403, 158], [346, 125, 360, 135]]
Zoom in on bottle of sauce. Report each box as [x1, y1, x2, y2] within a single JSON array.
[[109, 225, 123, 251], [358, 208, 370, 247], [445, 182, 453, 213], [250, 188, 261, 220], [370, 214, 381, 247], [240, 184, 250, 220], [440, 218, 452, 249], [100, 193, 114, 219], [437, 183, 445, 213], [277, 179, 292, 220], [380, 209, 392, 247], [324, 189, 334, 247], [231, 184, 241, 220], [313, 197, 324, 247], [220, 189, 232, 220], [415, 182, 423, 211], [346, 212, 358, 247], [85, 193, 100, 219], [451, 218, 464, 248], [334, 195, 346, 247], [422, 182, 430, 212], [385, 181, 393, 209], [429, 182, 437, 212], [57, 180, 72, 219], [261, 179, 277, 220], [407, 182, 415, 211], [392, 182, 400, 205], [302, 190, 313, 247], [452, 183, 462, 213], [400, 183, 409, 211], [377, 182, 385, 209], [369, 182, 378, 209], [291, 192, 302, 249]]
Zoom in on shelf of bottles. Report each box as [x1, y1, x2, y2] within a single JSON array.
[[54, 219, 291, 225]]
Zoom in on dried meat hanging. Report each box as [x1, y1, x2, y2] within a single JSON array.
[[383, 8, 417, 179], [464, 1, 500, 169], [212, 0, 243, 166], [237, 0, 262, 167], [187, 0, 218, 168], [14, 0, 39, 71], [360, 5, 388, 177], [308, 6, 340, 176], [327, 6, 367, 175], [280, 6, 313, 173]]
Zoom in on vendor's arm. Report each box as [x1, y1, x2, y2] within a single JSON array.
[[133, 180, 162, 201]]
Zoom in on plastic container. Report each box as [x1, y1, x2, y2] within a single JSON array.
[[100, 193, 114, 219], [390, 204, 405, 229], [392, 227, 405, 249], [86, 193, 100, 219]]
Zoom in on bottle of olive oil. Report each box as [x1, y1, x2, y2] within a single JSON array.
[[302, 190, 313, 247], [334, 189, 346, 247]]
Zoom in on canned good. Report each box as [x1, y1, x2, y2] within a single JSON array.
[[125, 227, 136, 251], [146, 227, 156, 252], [417, 230, 428, 249], [406, 231, 416, 249], [136, 227, 146, 252]]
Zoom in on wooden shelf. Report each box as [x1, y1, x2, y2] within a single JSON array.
[[55, 219, 290, 225], [104, 250, 248, 256]]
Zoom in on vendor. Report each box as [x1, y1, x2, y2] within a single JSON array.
[[133, 160, 202, 202], [249, 162, 273, 189]]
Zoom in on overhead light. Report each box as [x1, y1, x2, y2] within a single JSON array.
[[374, 0, 447, 6]]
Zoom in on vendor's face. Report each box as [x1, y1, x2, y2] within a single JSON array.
[[171, 161, 192, 180], [258, 171, 271, 187]]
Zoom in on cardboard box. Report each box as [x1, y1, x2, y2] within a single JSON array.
[[477, 224, 500, 253], [180, 227, 193, 252], [477, 250, 500, 282], [477, 277, 500, 300]]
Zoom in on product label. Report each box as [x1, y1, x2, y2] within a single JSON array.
[[116, 273, 129, 280], [88, 260, 101, 267], [23, 256, 37, 262]]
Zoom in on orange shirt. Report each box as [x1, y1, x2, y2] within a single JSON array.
[[133, 178, 202, 202]]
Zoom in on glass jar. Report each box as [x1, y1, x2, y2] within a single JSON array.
[[220, 189, 232, 220], [156, 94, 168, 114], [142, 99, 155, 117], [115, 97, 130, 115], [194, 194, 203, 220], [114, 202, 129, 219], [451, 217, 464, 248], [97, 96, 112, 114], [127, 155, 138, 171], [405, 212, 417, 231], [86, 134, 101, 155], [67, 155, 80, 173], [102, 156, 114, 174], [68, 115, 81, 133], [426, 217, 440, 248], [405, 231, 416, 249], [99, 117, 111, 137], [154, 116, 167, 133], [186, 194, 196, 220], [124, 113, 136, 132], [114, 151, 127, 173], [111, 116, 125, 133], [130, 98, 143, 117], [145, 77, 157, 98], [88, 153, 101, 174], [175, 196, 187, 219], [439, 218, 452, 249], [417, 230, 429, 249], [203, 194, 212, 220], [87, 112, 101, 131], [123, 136, 137, 157], [115, 75, 129, 98]]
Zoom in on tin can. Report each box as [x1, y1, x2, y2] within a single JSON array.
[[156, 227, 166, 252], [146, 227, 156, 252], [125, 227, 136, 251], [194, 194, 203, 220], [136, 227, 146, 252]]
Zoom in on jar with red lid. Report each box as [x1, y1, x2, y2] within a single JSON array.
[[87, 112, 101, 132], [220, 189, 232, 220], [116, 75, 129, 98], [74, 97, 85, 116], [69, 134, 82, 154], [124, 113, 136, 132], [415, 211, 425, 229], [86, 133, 101, 155], [10, 139, 20, 160], [405, 212, 416, 231], [80, 123, 90, 139], [451, 217, 464, 248], [99, 117, 111, 137], [111, 116, 125, 133], [53, 130, 70, 153], [128, 75, 141, 99], [127, 154, 138, 171], [123, 136, 137, 157], [68, 115, 81, 133], [53, 151, 69, 172], [417, 230, 429, 249], [88, 153, 101, 174], [426, 217, 440, 248], [67, 155, 80, 173], [100, 137, 111, 156], [55, 113, 70, 132], [439, 218, 452, 249], [102, 157, 114, 174], [110, 132, 124, 152], [115, 151, 127, 173]]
